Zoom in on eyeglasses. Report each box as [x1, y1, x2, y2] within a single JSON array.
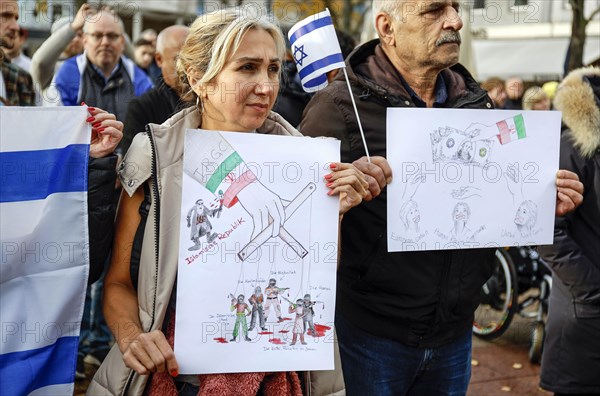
[[86, 32, 122, 42]]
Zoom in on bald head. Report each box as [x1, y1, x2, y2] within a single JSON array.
[[155, 25, 190, 89], [156, 25, 189, 55]]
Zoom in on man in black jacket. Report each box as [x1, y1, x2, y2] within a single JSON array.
[[300, 1, 584, 394], [119, 25, 189, 155]]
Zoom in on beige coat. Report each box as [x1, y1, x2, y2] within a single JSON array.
[[86, 107, 344, 395]]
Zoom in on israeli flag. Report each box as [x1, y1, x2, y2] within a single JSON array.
[[0, 107, 90, 396], [288, 9, 346, 93]]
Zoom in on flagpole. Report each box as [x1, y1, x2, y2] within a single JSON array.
[[342, 67, 371, 163]]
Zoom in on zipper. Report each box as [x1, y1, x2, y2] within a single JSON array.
[[122, 124, 161, 395]]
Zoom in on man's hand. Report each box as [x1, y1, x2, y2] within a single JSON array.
[[86, 106, 123, 158], [71, 3, 96, 32], [351, 156, 392, 201], [555, 169, 584, 216]]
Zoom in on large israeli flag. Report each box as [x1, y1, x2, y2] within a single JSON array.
[[0, 107, 90, 396], [288, 9, 346, 93]]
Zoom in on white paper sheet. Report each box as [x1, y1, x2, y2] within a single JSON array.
[[386, 108, 562, 252], [175, 130, 340, 374]]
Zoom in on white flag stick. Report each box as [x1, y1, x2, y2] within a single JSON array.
[[342, 67, 371, 162]]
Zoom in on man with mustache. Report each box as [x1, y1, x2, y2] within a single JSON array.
[[300, 1, 584, 394], [54, 9, 152, 121], [0, 0, 34, 106]]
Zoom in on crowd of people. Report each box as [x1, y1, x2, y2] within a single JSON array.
[[1, 0, 598, 395]]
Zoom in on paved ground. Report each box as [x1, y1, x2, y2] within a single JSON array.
[[77, 310, 547, 395], [469, 311, 548, 396]]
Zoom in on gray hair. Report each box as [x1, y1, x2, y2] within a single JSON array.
[[82, 10, 125, 35], [373, 0, 403, 20]]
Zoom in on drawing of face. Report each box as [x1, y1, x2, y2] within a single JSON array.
[[254, 286, 261, 295], [453, 202, 470, 223], [237, 294, 245, 304], [400, 200, 420, 230], [195, 199, 204, 208], [296, 299, 303, 305], [514, 200, 537, 227], [268, 278, 276, 287], [457, 141, 473, 161], [304, 294, 311, 303]]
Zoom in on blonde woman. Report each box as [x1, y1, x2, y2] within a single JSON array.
[[87, 7, 376, 396], [522, 86, 551, 111]]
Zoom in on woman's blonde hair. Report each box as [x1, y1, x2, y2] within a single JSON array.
[[176, 7, 286, 102], [522, 86, 548, 110]]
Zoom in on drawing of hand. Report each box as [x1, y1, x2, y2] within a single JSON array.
[[464, 122, 495, 139], [504, 163, 523, 199], [402, 171, 425, 201], [237, 180, 288, 240], [451, 186, 482, 199]]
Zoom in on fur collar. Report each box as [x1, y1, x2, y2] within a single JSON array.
[[554, 67, 600, 158]]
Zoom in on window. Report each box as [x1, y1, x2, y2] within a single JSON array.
[[474, 0, 486, 9]]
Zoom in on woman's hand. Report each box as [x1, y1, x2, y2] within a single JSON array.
[[325, 163, 369, 215], [121, 330, 179, 377], [84, 105, 123, 158]]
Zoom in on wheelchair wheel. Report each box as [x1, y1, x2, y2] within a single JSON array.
[[529, 321, 545, 364], [473, 248, 519, 340]]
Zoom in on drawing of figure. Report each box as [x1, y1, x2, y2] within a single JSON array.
[[302, 293, 323, 335], [394, 172, 428, 243], [263, 278, 288, 323], [248, 286, 266, 331], [436, 202, 485, 243], [288, 299, 307, 345], [230, 294, 251, 342], [450, 202, 473, 241], [514, 200, 538, 237], [186, 198, 222, 250], [504, 164, 541, 238]]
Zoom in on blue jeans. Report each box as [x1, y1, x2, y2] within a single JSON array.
[[336, 313, 472, 396]]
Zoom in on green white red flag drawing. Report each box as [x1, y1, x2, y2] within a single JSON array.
[[496, 114, 526, 145]]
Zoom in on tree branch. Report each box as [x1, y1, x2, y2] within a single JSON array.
[[585, 6, 600, 24]]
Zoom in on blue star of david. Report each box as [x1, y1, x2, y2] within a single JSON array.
[[293, 45, 308, 67]]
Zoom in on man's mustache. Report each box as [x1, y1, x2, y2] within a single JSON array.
[[436, 31, 462, 46]]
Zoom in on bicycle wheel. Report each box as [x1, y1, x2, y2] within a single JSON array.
[[473, 248, 519, 340]]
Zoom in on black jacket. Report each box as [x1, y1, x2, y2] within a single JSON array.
[[119, 79, 183, 155], [538, 67, 600, 394], [88, 155, 118, 285], [300, 40, 496, 347]]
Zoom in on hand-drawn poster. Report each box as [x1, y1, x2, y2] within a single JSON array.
[[387, 108, 561, 252], [175, 130, 340, 374]]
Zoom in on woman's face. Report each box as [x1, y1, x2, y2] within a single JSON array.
[[201, 28, 281, 132], [453, 204, 468, 222], [514, 203, 530, 226], [409, 205, 420, 224]]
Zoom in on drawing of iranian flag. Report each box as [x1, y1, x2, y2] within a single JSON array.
[[496, 114, 526, 145]]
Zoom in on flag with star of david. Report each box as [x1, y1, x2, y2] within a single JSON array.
[[288, 9, 346, 93]]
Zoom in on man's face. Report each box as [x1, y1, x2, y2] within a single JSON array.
[[83, 13, 124, 72], [134, 44, 155, 69], [390, 0, 463, 71], [0, 0, 19, 49]]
